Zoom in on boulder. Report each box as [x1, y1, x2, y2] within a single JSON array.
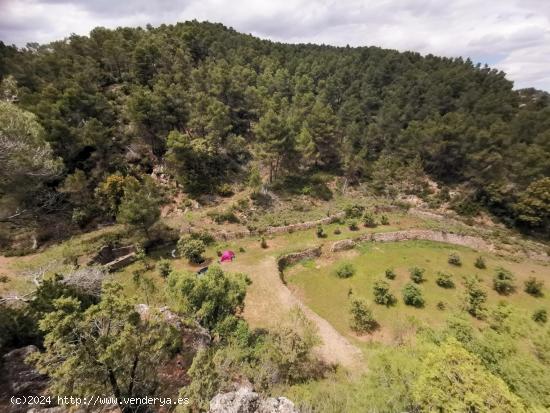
[[0, 346, 49, 413], [330, 239, 356, 252], [209, 388, 298, 413]]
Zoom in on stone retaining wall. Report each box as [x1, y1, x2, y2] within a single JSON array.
[[213, 212, 345, 241], [277, 246, 322, 275], [330, 229, 495, 253]]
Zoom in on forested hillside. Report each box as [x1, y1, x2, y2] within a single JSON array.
[[1, 21, 550, 413], [0, 20, 549, 246]]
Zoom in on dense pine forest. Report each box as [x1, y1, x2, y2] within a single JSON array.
[[1, 21, 549, 246], [1, 20, 550, 413]]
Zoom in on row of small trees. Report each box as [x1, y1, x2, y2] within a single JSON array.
[[345, 256, 546, 334]]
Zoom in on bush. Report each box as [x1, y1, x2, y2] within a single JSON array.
[[177, 237, 206, 264], [260, 237, 268, 249], [474, 256, 486, 269], [373, 280, 396, 306], [464, 276, 487, 319], [217, 183, 234, 197], [207, 210, 239, 224], [344, 204, 365, 219], [436, 272, 455, 289], [349, 298, 378, 333], [493, 267, 516, 295], [333, 227, 341, 235], [409, 267, 425, 283], [525, 277, 544, 297], [362, 212, 377, 228], [316, 224, 326, 238], [533, 309, 547, 324], [402, 283, 425, 307], [385, 268, 396, 280], [157, 259, 172, 278], [190, 230, 215, 246], [238, 247, 246, 253], [448, 253, 462, 266], [436, 301, 446, 310], [347, 219, 358, 231], [334, 263, 355, 279], [380, 214, 390, 225]]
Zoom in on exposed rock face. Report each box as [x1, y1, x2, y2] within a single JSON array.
[[0, 346, 49, 413], [209, 388, 298, 413]]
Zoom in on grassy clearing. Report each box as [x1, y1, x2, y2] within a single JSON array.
[[285, 240, 550, 347]]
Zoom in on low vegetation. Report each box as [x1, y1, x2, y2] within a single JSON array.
[[334, 263, 355, 279]]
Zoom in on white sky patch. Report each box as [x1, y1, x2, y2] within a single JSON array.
[[0, 0, 548, 91]]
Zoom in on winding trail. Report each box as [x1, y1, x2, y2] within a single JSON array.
[[233, 256, 363, 369]]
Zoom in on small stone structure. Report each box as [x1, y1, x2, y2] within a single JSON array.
[[89, 244, 137, 271], [209, 387, 298, 413]]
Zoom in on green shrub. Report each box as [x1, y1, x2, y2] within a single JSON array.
[[349, 297, 378, 333], [333, 227, 341, 235], [451, 197, 480, 217], [533, 309, 547, 324], [524, 277, 544, 297], [474, 256, 486, 269], [402, 283, 425, 307], [316, 224, 326, 238], [217, 183, 234, 197], [409, 267, 426, 283], [190, 230, 215, 245], [335, 263, 355, 278], [362, 212, 377, 228], [436, 301, 446, 310], [239, 247, 246, 253], [177, 237, 206, 264], [347, 219, 358, 231], [260, 237, 268, 249], [436, 272, 455, 289], [448, 253, 462, 266], [157, 259, 172, 278], [344, 204, 365, 219], [464, 276, 487, 319], [385, 268, 396, 280], [207, 209, 239, 224], [380, 214, 390, 225], [493, 267, 516, 295], [373, 280, 396, 306]]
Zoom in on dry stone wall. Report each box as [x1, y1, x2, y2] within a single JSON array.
[[330, 229, 495, 253], [277, 246, 322, 274], [212, 212, 345, 241]]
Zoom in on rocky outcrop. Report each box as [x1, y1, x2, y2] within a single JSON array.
[[209, 388, 298, 413], [0, 346, 49, 413]]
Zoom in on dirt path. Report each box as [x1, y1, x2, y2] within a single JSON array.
[[233, 256, 363, 369]]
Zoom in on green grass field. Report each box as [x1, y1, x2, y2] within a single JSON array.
[[285, 240, 549, 347]]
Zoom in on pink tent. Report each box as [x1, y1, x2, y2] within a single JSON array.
[[220, 250, 235, 263]]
